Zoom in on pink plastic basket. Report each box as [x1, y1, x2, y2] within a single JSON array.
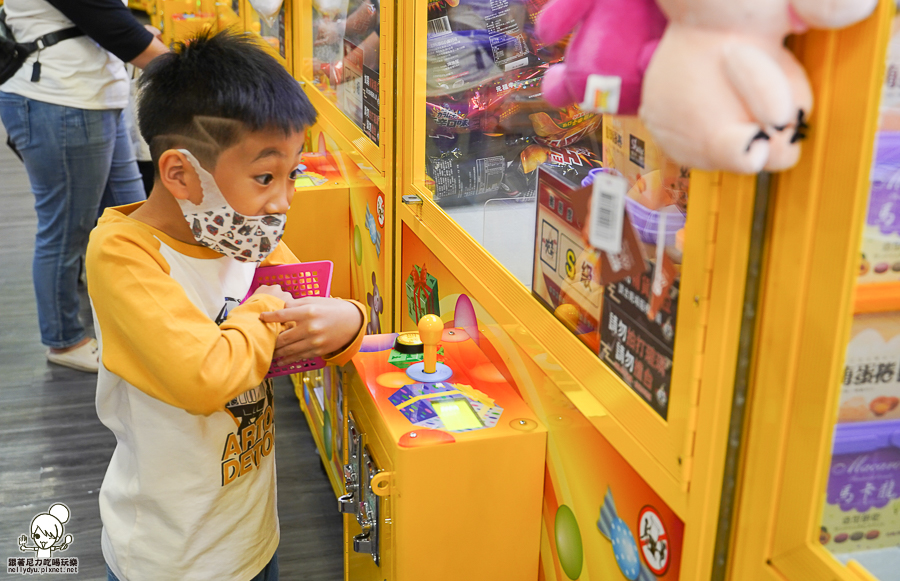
[[243, 261, 333, 378]]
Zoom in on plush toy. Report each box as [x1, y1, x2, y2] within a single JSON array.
[[639, 0, 878, 174], [536, 0, 667, 115]]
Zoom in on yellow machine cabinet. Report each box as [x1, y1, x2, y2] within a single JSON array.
[[341, 321, 547, 581]]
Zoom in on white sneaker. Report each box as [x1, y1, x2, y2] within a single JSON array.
[[47, 338, 99, 373]]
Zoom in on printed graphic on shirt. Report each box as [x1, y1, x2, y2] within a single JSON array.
[[214, 297, 242, 325], [8, 503, 78, 575], [221, 380, 276, 487]]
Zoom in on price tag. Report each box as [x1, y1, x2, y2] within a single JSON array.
[[589, 172, 628, 254], [581, 74, 622, 114]]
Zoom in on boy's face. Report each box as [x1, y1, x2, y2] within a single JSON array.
[[209, 129, 306, 216]]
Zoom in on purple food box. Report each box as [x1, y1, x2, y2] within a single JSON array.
[[581, 167, 687, 248], [822, 419, 900, 553], [867, 132, 900, 238]]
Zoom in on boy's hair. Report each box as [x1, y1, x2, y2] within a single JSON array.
[[137, 30, 317, 172]]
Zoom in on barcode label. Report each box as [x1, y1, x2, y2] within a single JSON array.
[[589, 172, 628, 254], [428, 16, 452, 37]]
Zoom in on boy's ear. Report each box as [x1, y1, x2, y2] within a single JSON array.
[[159, 150, 202, 204]]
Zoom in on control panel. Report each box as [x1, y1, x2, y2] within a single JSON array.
[[342, 308, 547, 581]]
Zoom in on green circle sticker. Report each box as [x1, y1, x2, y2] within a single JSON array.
[[323, 410, 333, 460], [353, 225, 362, 265], [555, 504, 583, 580]]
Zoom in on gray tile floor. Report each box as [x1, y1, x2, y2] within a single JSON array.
[[0, 123, 342, 580]]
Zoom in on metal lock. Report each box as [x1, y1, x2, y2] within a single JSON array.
[[351, 445, 381, 565], [338, 416, 363, 515], [352, 531, 374, 555]]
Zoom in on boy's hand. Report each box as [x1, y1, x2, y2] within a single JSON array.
[[252, 284, 293, 305], [259, 297, 363, 363]]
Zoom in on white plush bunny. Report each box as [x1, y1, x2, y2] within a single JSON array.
[[639, 0, 878, 174]]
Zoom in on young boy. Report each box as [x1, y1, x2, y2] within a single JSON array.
[[85, 31, 366, 581]]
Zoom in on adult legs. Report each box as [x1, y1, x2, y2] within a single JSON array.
[[0, 93, 123, 350]]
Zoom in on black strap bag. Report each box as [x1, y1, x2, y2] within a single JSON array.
[[0, 6, 84, 85]]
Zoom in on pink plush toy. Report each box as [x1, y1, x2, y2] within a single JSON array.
[[536, 0, 667, 115], [639, 0, 878, 174]]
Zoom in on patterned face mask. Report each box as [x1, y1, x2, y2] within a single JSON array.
[[176, 149, 286, 262]]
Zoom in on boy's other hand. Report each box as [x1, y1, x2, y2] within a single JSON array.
[[252, 285, 293, 305], [259, 297, 363, 363]]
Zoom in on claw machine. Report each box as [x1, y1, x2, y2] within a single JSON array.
[[729, 2, 900, 580], [392, 1, 764, 579], [292, 0, 393, 328], [241, 0, 293, 72], [288, 1, 396, 568]]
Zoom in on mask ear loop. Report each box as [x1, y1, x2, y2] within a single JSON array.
[[176, 149, 231, 212]]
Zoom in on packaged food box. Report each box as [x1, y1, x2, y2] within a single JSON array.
[[859, 132, 900, 285], [601, 115, 689, 214], [838, 311, 900, 423], [821, 420, 900, 554], [531, 168, 603, 353]]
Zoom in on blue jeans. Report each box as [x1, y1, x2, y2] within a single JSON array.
[[0, 92, 146, 348], [106, 551, 278, 581]]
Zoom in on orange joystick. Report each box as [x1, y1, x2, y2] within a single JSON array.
[[405, 314, 454, 383], [418, 314, 443, 374]]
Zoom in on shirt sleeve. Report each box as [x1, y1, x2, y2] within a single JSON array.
[[45, 0, 154, 63], [323, 300, 367, 366], [260, 241, 368, 366], [86, 224, 289, 416]]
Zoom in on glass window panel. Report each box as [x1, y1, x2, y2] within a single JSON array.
[[312, 0, 381, 143], [422, 0, 690, 420], [820, 5, 900, 576], [255, 5, 287, 59]]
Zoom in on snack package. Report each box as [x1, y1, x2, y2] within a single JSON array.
[[859, 132, 900, 284], [426, 67, 547, 136], [837, 311, 900, 423], [426, 67, 601, 142], [821, 420, 900, 554], [427, 29, 504, 96], [530, 106, 601, 148], [426, 132, 531, 206], [599, 256, 678, 420], [522, 0, 566, 62], [426, 0, 569, 97], [505, 142, 602, 197]]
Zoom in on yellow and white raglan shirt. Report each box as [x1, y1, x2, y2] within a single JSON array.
[[85, 202, 366, 581]]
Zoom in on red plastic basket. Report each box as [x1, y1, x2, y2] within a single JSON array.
[[243, 261, 333, 378]]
